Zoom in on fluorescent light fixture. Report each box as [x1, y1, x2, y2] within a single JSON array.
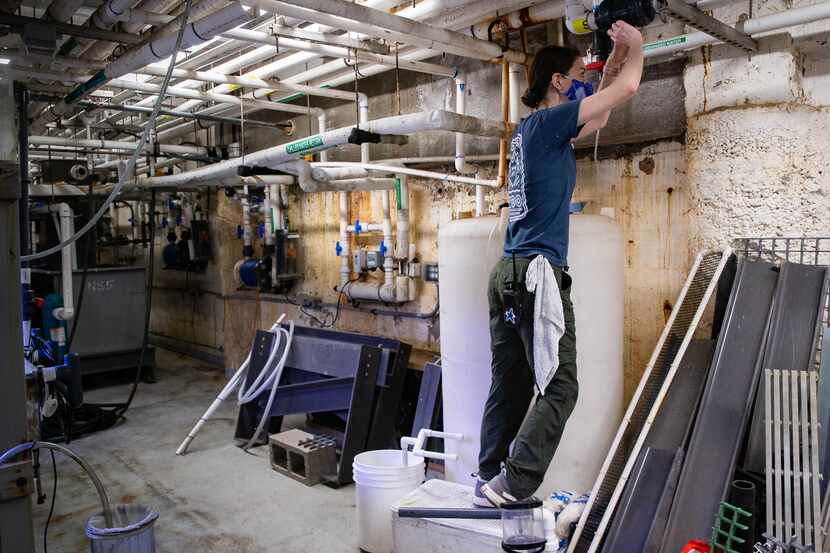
[[0, 58, 10, 65]]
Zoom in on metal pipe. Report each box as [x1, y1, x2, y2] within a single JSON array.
[[497, 60, 509, 190], [316, 161, 500, 187]]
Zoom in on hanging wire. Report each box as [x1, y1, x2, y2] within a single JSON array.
[[352, 50, 361, 128]]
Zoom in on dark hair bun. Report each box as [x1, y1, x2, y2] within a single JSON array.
[[521, 87, 543, 108]]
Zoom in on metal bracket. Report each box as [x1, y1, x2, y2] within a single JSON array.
[[661, 0, 758, 52], [0, 460, 33, 503]]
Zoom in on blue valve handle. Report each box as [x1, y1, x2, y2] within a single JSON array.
[[236, 225, 243, 239], [354, 219, 362, 235], [379, 240, 387, 256], [335, 241, 343, 256]]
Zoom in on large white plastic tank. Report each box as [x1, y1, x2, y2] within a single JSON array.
[[438, 213, 624, 495]]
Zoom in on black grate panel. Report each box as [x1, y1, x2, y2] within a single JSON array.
[[570, 251, 727, 553]]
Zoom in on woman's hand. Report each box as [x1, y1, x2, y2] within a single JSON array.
[[607, 20, 643, 49]]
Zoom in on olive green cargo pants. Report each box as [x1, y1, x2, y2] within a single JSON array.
[[478, 256, 579, 498]]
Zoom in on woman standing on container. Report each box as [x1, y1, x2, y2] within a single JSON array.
[[475, 21, 645, 507]]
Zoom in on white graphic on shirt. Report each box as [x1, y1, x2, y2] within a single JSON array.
[[507, 132, 527, 222]]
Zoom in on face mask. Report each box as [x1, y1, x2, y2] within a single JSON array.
[[564, 79, 594, 101]]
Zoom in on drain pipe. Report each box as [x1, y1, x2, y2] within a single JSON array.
[[338, 191, 350, 288], [53, 203, 76, 322]]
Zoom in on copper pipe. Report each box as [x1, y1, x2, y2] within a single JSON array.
[[498, 60, 510, 188]]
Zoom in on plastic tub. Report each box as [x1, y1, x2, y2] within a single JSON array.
[[354, 450, 425, 553], [86, 503, 159, 553]]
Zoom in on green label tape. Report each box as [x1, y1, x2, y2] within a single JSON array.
[[285, 135, 324, 155], [643, 36, 687, 52]]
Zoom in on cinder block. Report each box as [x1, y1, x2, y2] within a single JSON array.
[[268, 429, 336, 486]]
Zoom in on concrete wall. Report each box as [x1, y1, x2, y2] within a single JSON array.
[[147, 13, 830, 403]]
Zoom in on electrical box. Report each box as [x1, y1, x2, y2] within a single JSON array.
[[353, 249, 368, 273], [366, 250, 384, 270]]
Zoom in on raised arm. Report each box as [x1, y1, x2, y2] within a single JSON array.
[[577, 21, 644, 126]]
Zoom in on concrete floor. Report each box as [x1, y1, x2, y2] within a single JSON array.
[[33, 349, 357, 553]]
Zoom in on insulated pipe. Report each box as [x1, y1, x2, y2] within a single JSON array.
[[29, 135, 208, 156], [36, 2, 249, 129], [99, 2, 250, 81], [642, 0, 830, 57], [44, 0, 86, 23], [123, 0, 181, 34], [248, 0, 527, 63], [310, 167, 371, 181], [150, 110, 509, 186]]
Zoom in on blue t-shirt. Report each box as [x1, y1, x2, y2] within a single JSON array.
[[504, 100, 582, 267]]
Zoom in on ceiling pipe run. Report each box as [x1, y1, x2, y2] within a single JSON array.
[[111, 110, 509, 189], [247, 0, 527, 63]]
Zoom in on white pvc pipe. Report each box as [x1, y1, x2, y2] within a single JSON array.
[[53, 203, 75, 322], [316, 161, 500, 187], [311, 167, 371, 181], [381, 188, 394, 287], [145, 110, 508, 187], [395, 174, 409, 260], [509, 63, 523, 124]]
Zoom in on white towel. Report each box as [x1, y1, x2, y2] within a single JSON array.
[[525, 255, 566, 393]]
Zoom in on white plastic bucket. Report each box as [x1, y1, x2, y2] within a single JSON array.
[[353, 450, 425, 553]]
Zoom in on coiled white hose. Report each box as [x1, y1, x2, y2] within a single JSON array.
[[176, 316, 294, 455]]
